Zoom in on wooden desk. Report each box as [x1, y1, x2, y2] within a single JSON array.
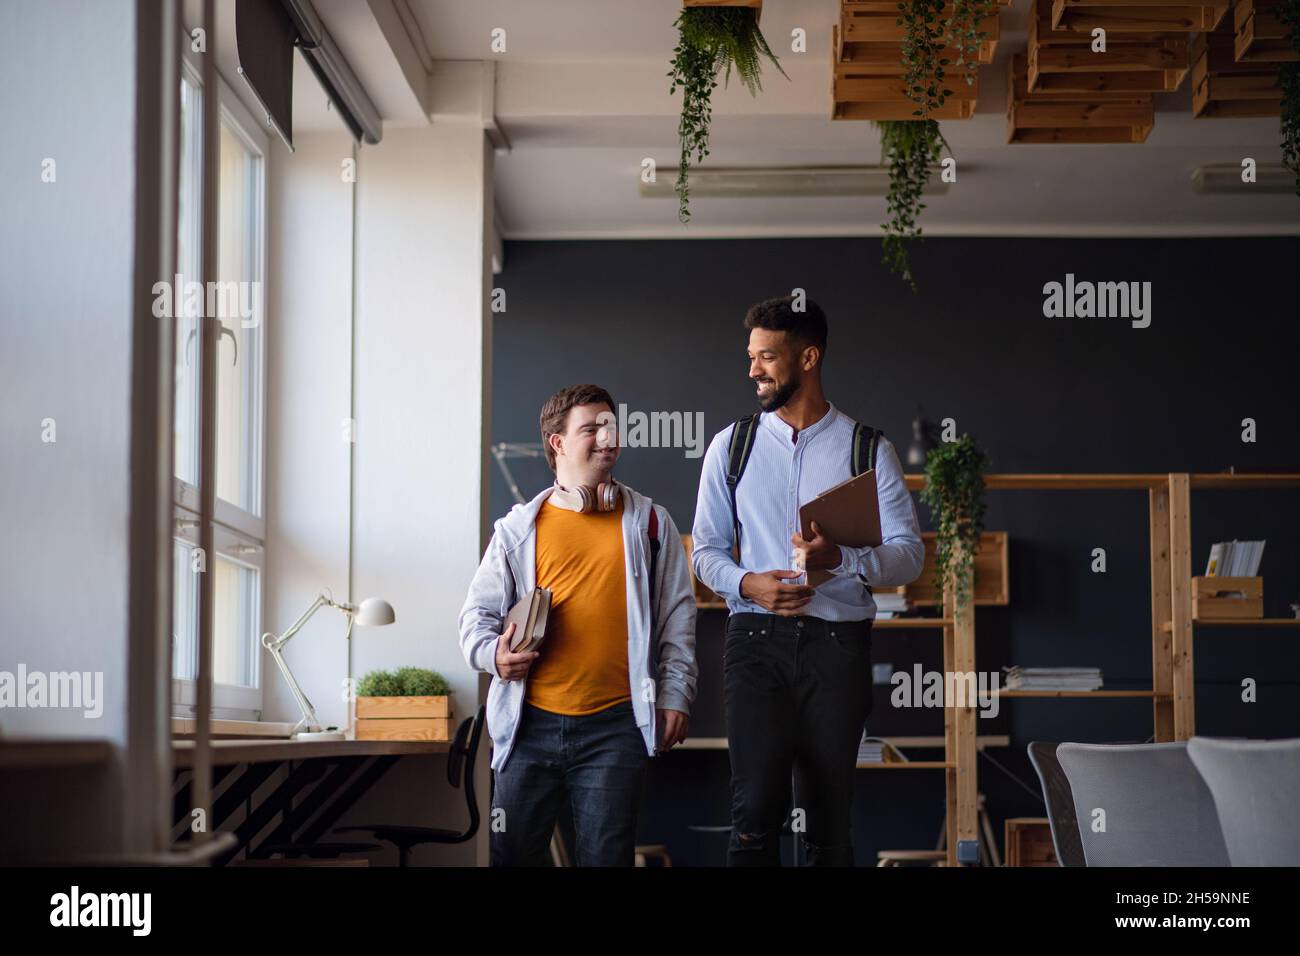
[[170, 737, 455, 864], [172, 738, 450, 768]]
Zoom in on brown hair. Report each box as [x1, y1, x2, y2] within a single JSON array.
[[539, 384, 615, 473]]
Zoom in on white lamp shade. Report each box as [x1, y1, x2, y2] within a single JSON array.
[[354, 597, 395, 627]]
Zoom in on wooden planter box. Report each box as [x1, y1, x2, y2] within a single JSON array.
[[1191, 27, 1282, 117], [355, 695, 451, 741], [1008, 53, 1155, 142], [1051, 0, 1228, 34], [1028, 0, 1189, 93], [840, 0, 1001, 66], [831, 26, 978, 120], [882, 532, 1010, 606], [1235, 0, 1299, 63], [1192, 576, 1264, 619]]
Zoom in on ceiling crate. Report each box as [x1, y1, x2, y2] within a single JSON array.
[[831, 25, 978, 119], [1191, 27, 1283, 117], [1050, 0, 1229, 34], [1028, 0, 1189, 93], [1008, 52, 1156, 142], [839, 0, 1002, 66], [1234, 0, 1299, 63]]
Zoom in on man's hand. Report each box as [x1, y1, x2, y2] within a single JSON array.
[[494, 622, 539, 681], [791, 520, 840, 572], [656, 708, 689, 752], [740, 570, 814, 616]]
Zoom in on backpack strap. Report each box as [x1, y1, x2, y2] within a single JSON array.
[[852, 423, 884, 477], [647, 505, 661, 616], [725, 415, 760, 553]]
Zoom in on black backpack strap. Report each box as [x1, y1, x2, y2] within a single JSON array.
[[725, 415, 760, 552], [852, 423, 884, 476]]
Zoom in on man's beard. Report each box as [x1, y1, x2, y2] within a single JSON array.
[[757, 373, 800, 412]]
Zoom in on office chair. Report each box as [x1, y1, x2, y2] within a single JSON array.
[[1027, 741, 1086, 867], [1056, 741, 1230, 866], [334, 705, 485, 866], [1187, 736, 1300, 866]]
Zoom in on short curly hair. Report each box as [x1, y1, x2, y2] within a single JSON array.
[[539, 384, 615, 473], [743, 295, 828, 362]]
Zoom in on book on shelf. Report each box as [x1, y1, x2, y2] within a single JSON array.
[[872, 593, 911, 619], [1204, 540, 1265, 578], [1002, 666, 1103, 691]]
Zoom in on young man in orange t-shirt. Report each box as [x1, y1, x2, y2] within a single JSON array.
[[458, 384, 698, 865]]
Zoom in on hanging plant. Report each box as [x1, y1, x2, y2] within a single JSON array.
[[873, 119, 950, 290], [668, 4, 788, 222], [1279, 0, 1300, 195], [918, 434, 989, 612], [944, 0, 997, 92], [897, 0, 950, 117]]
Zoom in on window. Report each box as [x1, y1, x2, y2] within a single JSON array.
[[172, 53, 268, 720]]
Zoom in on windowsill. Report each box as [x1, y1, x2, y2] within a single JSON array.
[[170, 717, 297, 739]]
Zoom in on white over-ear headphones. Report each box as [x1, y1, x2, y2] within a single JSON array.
[[549, 478, 619, 513]]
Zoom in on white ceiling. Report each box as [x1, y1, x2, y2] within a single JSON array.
[[300, 0, 1298, 236]]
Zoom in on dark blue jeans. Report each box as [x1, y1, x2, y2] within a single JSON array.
[[723, 612, 874, 866], [490, 699, 648, 866]]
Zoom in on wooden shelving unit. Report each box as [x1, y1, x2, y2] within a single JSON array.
[[685, 470, 1300, 865]]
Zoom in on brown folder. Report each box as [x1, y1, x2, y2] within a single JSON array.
[[798, 469, 882, 588], [505, 586, 552, 653]]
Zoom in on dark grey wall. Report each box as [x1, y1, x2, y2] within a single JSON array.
[[491, 236, 1300, 866]]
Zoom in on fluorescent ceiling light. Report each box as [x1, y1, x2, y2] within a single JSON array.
[[639, 166, 951, 199], [1192, 163, 1293, 194]]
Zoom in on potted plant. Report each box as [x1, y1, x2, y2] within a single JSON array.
[[918, 434, 989, 611], [354, 667, 451, 741], [896, 0, 996, 117], [873, 119, 950, 290], [669, 1, 787, 222]]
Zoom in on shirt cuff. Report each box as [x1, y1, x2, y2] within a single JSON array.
[[718, 563, 749, 601], [830, 545, 857, 578]]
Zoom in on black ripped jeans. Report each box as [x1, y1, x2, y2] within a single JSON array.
[[723, 611, 874, 866]]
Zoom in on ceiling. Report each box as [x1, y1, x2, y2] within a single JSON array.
[[296, 0, 1298, 237]]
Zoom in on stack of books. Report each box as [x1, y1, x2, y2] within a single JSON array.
[[872, 592, 911, 619], [1003, 666, 1103, 692], [1205, 540, 1265, 577], [858, 738, 886, 763]]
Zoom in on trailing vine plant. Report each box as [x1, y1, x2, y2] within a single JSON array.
[[945, 0, 997, 92], [1279, 0, 1300, 195], [668, 6, 788, 222], [873, 119, 950, 290], [918, 434, 989, 612], [897, 0, 950, 117]]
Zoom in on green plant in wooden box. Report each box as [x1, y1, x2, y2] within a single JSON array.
[[896, 0, 995, 117], [873, 119, 950, 291], [668, 3, 787, 222], [918, 434, 989, 611], [1280, 0, 1300, 195], [355, 667, 452, 741], [356, 666, 450, 697]]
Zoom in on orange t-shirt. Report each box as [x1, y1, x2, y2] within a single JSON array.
[[524, 496, 631, 715]]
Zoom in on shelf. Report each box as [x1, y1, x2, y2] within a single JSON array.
[[1162, 618, 1300, 632], [873, 617, 952, 628], [857, 760, 953, 769], [0, 739, 116, 770], [901, 473, 1300, 491], [676, 734, 1010, 751], [995, 689, 1158, 698]]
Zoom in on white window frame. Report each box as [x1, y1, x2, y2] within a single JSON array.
[[172, 40, 269, 721]]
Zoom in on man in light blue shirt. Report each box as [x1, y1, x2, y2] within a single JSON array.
[[692, 295, 924, 866]]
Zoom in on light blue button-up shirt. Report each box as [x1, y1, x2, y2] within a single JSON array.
[[691, 402, 925, 621]]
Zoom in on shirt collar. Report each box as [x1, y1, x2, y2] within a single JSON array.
[[762, 401, 837, 446]]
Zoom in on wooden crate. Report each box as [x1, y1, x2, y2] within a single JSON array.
[[840, 0, 1001, 66], [1028, 0, 1189, 93], [1051, 0, 1228, 34], [1005, 817, 1059, 867], [1192, 576, 1264, 619], [1235, 0, 1299, 63], [882, 531, 1009, 605], [1191, 27, 1282, 117], [831, 26, 978, 120], [1008, 53, 1155, 142], [355, 695, 451, 741], [683, 0, 762, 10]]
